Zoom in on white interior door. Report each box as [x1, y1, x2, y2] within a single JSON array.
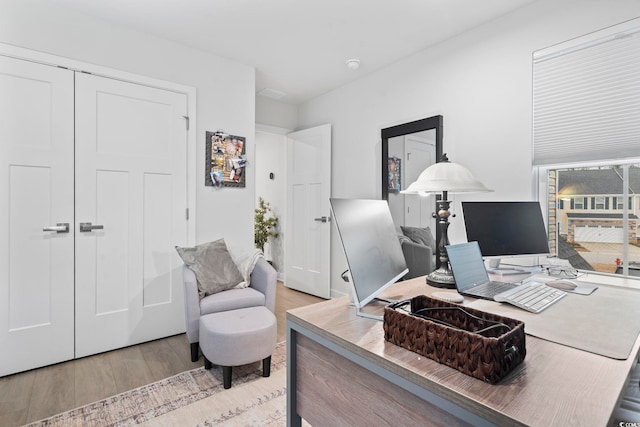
[[404, 135, 435, 228], [74, 73, 188, 357], [0, 56, 75, 376], [285, 124, 331, 298]]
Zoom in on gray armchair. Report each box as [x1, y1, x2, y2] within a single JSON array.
[[182, 257, 277, 362], [400, 238, 434, 280], [398, 225, 436, 280]]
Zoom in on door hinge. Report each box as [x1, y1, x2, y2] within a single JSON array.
[[186, 208, 190, 220], [182, 115, 189, 130]]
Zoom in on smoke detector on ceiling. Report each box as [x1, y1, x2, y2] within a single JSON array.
[[257, 88, 287, 100], [346, 59, 361, 70]]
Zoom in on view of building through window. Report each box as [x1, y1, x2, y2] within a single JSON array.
[[546, 164, 640, 277]]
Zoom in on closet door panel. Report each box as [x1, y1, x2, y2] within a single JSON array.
[[94, 170, 129, 314], [75, 73, 188, 357], [0, 56, 74, 376]]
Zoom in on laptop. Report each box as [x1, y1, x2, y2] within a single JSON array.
[[446, 241, 519, 299]]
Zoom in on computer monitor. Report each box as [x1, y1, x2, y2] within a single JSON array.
[[461, 201, 550, 269], [329, 198, 408, 320]]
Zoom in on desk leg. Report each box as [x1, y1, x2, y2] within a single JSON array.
[[287, 323, 302, 427]]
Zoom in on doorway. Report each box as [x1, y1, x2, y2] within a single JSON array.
[[255, 127, 288, 277], [254, 124, 332, 299]]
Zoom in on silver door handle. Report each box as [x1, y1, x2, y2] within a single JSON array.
[[314, 216, 330, 223], [80, 222, 104, 232], [43, 223, 69, 233]]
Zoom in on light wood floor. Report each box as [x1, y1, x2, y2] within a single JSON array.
[[0, 282, 322, 427]]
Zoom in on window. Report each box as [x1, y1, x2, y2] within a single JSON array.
[[534, 22, 640, 279], [614, 197, 624, 210], [542, 164, 640, 277]]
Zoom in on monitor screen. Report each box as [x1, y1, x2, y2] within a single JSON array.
[[461, 201, 550, 261], [329, 198, 408, 311]]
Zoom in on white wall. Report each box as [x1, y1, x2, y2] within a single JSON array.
[[256, 97, 298, 130], [255, 127, 288, 277], [298, 0, 640, 296], [0, 0, 256, 249]]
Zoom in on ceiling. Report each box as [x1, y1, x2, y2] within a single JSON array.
[[49, 0, 538, 105]]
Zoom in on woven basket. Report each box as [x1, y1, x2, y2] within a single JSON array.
[[383, 295, 526, 383]]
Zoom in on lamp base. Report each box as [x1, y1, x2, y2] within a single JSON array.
[[426, 266, 456, 289]]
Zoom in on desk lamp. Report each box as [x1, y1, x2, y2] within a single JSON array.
[[401, 154, 492, 288]]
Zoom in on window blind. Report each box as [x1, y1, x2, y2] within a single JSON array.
[[533, 26, 640, 166]]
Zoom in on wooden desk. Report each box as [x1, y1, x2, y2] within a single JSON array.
[[286, 277, 640, 426]]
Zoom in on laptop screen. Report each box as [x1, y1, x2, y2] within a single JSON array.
[[446, 241, 491, 292]]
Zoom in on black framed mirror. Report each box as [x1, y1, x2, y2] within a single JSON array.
[[382, 115, 444, 272]]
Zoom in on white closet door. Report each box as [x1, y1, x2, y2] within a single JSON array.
[[0, 56, 75, 376], [75, 73, 188, 357]]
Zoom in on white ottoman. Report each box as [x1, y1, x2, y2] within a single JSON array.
[[199, 306, 277, 389]]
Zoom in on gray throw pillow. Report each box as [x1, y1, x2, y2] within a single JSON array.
[[397, 233, 412, 245], [401, 226, 436, 249], [175, 239, 245, 299]]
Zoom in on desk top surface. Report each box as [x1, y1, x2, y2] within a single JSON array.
[[287, 277, 640, 427]]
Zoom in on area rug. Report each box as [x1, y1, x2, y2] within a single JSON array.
[[25, 342, 288, 427]]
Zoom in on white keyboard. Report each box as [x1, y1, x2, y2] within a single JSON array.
[[494, 282, 567, 313]]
